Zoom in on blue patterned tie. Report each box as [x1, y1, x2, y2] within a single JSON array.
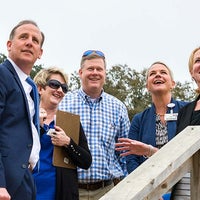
[[26, 77, 40, 133]]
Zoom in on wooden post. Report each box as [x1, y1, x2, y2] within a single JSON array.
[[191, 150, 200, 199]]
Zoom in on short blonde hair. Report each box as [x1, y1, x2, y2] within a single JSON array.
[[146, 61, 174, 81], [34, 67, 68, 87], [188, 47, 200, 93], [188, 47, 200, 74]]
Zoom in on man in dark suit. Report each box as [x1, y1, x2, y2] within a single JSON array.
[[0, 20, 44, 200]]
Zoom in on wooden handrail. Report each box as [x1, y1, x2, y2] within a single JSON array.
[[100, 126, 200, 200]]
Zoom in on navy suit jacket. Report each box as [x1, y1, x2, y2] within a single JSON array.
[[126, 99, 188, 173], [0, 60, 33, 197]]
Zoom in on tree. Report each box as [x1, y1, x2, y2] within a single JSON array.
[[68, 64, 196, 120], [172, 81, 197, 101], [104, 65, 151, 119], [30, 64, 44, 79], [0, 53, 7, 63], [68, 71, 81, 91]]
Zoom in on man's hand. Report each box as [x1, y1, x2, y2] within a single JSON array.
[[0, 188, 11, 200]]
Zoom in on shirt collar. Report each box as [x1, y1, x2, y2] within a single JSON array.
[[7, 57, 28, 81], [79, 88, 103, 102]]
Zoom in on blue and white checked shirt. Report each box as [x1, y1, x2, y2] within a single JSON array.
[[59, 88, 130, 183]]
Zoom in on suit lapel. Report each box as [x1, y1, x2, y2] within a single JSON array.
[[5, 59, 32, 125]]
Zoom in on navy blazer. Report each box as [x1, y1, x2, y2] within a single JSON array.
[[0, 60, 33, 197], [126, 99, 188, 173]]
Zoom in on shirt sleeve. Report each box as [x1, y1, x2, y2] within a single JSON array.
[[126, 114, 143, 173], [116, 104, 130, 177]]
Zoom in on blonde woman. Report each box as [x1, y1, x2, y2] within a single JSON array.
[[116, 62, 188, 200], [33, 67, 92, 200], [171, 47, 200, 199]]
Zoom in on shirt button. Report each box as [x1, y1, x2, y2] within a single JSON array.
[[22, 164, 27, 169]]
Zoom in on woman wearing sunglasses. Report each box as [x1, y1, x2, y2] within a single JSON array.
[[32, 67, 92, 200]]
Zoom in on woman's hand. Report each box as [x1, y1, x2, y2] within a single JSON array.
[[39, 107, 47, 127], [115, 138, 158, 157], [51, 125, 70, 147]]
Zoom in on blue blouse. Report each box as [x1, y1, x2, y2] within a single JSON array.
[[32, 121, 56, 200]]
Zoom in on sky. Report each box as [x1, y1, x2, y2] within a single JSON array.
[[1, 0, 200, 84]]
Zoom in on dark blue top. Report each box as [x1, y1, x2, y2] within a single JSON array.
[[32, 121, 56, 200], [32, 119, 92, 200]]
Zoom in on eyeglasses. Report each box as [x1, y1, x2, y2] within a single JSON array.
[[46, 79, 68, 94], [82, 50, 105, 58]]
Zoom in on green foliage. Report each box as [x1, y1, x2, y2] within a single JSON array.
[[0, 53, 7, 63], [30, 64, 44, 79], [68, 71, 81, 91], [104, 65, 151, 119], [68, 64, 196, 120], [172, 81, 196, 101]]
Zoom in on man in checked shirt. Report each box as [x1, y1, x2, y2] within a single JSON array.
[[59, 50, 130, 200]]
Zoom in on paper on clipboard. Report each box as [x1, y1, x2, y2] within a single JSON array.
[[53, 110, 80, 169]]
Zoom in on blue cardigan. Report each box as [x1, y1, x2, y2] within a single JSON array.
[[126, 99, 187, 173]]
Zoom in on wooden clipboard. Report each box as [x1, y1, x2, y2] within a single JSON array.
[[53, 110, 80, 169]]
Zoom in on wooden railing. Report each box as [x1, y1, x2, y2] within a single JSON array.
[[100, 126, 200, 200]]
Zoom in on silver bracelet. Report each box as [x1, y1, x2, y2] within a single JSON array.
[[143, 144, 154, 158]]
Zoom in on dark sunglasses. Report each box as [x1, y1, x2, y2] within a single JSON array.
[[46, 79, 68, 94], [82, 50, 105, 58]]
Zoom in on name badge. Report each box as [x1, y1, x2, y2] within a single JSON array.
[[164, 113, 178, 121], [46, 128, 56, 136]]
